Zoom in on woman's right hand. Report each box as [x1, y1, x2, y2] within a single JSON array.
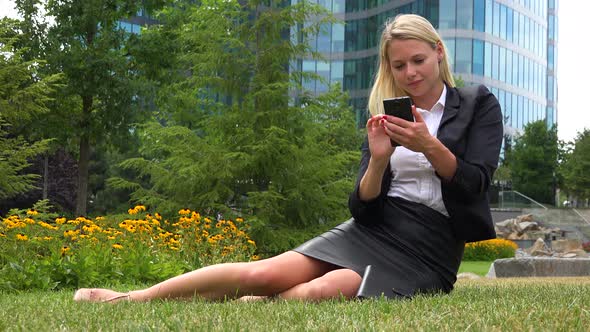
[[366, 115, 395, 163]]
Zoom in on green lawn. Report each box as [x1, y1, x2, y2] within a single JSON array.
[[2, 278, 589, 331], [458, 260, 494, 276]]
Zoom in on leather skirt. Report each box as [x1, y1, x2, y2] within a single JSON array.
[[293, 196, 465, 298]]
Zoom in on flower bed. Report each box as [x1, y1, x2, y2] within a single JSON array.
[[0, 204, 257, 291], [463, 238, 518, 261]]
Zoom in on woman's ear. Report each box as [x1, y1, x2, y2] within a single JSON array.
[[436, 41, 444, 63]]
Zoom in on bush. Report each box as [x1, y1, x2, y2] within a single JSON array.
[[463, 238, 518, 261], [0, 204, 258, 291]]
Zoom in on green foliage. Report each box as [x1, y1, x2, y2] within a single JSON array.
[[560, 129, 590, 201], [110, 1, 363, 229], [506, 120, 558, 204], [462, 239, 518, 261], [0, 204, 257, 291], [0, 19, 62, 200]]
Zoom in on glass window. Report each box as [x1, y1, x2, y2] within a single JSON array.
[[455, 39, 472, 74], [456, 0, 473, 29], [519, 13, 524, 49], [330, 60, 343, 85], [499, 47, 506, 82], [507, 7, 513, 43], [485, 0, 493, 33], [512, 51, 518, 86], [439, 0, 457, 29], [518, 55, 524, 89], [302, 60, 316, 91], [500, 5, 507, 40], [493, 2, 500, 37], [333, 0, 345, 12], [523, 57, 531, 90], [548, 44, 554, 72], [499, 90, 506, 118], [474, 0, 485, 32], [505, 92, 512, 124], [548, 76, 554, 101], [524, 16, 530, 51], [445, 38, 456, 70], [484, 41, 492, 78], [473, 39, 484, 75], [506, 50, 512, 85], [548, 14, 555, 40], [317, 23, 331, 53], [332, 23, 344, 53], [492, 44, 499, 80], [517, 95, 523, 129], [512, 93, 518, 127]]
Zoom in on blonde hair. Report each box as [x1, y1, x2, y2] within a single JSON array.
[[367, 14, 455, 116]]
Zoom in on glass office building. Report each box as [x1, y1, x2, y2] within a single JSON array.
[[294, 0, 558, 135]]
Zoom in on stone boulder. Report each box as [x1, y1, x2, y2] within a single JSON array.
[[487, 257, 590, 278]]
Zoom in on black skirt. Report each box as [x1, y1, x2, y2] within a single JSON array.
[[293, 196, 465, 298]]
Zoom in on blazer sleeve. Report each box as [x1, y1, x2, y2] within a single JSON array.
[[348, 137, 390, 223], [442, 85, 503, 201]]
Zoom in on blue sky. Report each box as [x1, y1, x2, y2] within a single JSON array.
[[1, 0, 587, 142]]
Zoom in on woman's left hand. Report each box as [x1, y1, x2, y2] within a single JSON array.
[[382, 105, 437, 153]]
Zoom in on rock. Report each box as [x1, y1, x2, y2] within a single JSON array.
[[552, 239, 583, 253], [526, 238, 550, 255], [457, 272, 481, 280], [491, 257, 590, 277], [561, 253, 577, 258], [517, 221, 538, 233]]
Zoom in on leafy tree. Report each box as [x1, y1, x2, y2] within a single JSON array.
[[109, 0, 363, 228], [9, 0, 169, 216], [561, 129, 590, 201], [0, 18, 61, 201], [506, 120, 558, 204]]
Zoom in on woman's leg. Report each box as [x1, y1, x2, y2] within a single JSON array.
[[74, 251, 338, 302], [276, 268, 362, 301]]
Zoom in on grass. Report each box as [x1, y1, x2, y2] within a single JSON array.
[[458, 260, 494, 276], [1, 278, 589, 331]]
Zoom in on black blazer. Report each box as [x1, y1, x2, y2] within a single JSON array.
[[348, 84, 503, 243]]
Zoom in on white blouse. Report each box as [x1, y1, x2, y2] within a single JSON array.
[[387, 85, 449, 216]]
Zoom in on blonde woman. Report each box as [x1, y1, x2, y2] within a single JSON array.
[[74, 14, 502, 303]]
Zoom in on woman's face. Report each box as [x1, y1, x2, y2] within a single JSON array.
[[387, 38, 444, 107]]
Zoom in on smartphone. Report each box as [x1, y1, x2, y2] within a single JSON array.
[[382, 96, 414, 146]]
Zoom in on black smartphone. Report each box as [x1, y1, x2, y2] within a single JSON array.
[[382, 96, 414, 146]]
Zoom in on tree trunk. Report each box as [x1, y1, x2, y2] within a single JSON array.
[[42, 153, 49, 199], [75, 95, 92, 216]]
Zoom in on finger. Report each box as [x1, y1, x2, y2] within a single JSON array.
[[412, 105, 425, 123]]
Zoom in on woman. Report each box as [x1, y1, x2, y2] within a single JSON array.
[[74, 14, 502, 303]]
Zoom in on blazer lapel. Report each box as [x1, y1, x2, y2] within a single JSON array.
[[439, 86, 461, 129]]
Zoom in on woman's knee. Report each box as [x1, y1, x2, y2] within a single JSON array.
[[304, 269, 362, 299]]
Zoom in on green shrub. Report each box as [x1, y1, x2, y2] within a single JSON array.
[[463, 238, 518, 261]]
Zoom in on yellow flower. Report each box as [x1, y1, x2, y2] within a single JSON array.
[[112, 243, 123, 249], [178, 208, 191, 215], [38, 221, 58, 230], [55, 217, 67, 224], [135, 205, 146, 212], [16, 233, 28, 241], [155, 213, 162, 220], [251, 255, 260, 261], [26, 209, 39, 216], [236, 217, 244, 223], [95, 216, 105, 221], [61, 246, 70, 256], [247, 240, 256, 246], [0, 232, 6, 237], [128, 208, 137, 215], [23, 217, 35, 225]]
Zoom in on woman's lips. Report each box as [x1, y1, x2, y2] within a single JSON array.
[[408, 79, 422, 88]]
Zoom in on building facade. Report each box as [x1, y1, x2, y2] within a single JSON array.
[[295, 0, 558, 136]]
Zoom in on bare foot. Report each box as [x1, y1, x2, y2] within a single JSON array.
[[237, 295, 268, 302], [73, 288, 131, 303]]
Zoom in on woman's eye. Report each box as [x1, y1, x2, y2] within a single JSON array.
[[414, 58, 424, 64], [393, 64, 404, 70]]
